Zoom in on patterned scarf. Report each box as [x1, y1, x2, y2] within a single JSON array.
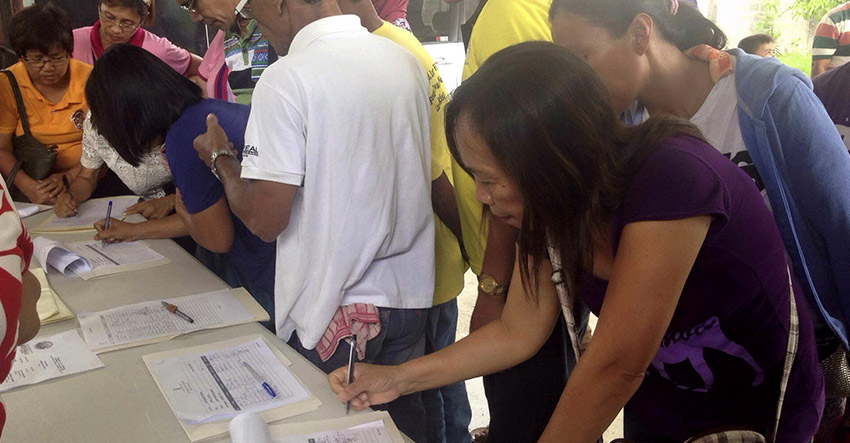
[[684, 44, 735, 84]]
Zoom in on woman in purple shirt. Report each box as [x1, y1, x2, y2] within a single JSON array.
[[328, 42, 823, 441]]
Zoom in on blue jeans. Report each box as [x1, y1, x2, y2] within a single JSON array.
[[423, 299, 472, 443], [288, 307, 428, 443]]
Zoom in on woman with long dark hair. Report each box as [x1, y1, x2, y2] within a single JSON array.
[[329, 42, 823, 442]]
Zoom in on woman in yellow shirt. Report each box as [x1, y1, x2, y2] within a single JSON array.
[[0, 3, 92, 204]]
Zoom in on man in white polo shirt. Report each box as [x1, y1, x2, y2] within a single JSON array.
[[191, 0, 434, 440]]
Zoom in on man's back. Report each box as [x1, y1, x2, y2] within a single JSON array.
[[241, 15, 434, 348]]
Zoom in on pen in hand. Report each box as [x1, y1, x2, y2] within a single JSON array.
[[345, 335, 357, 414], [243, 362, 277, 398], [61, 175, 78, 217], [161, 301, 195, 323], [102, 200, 113, 247]]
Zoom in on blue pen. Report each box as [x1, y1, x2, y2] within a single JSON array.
[[243, 362, 277, 398], [102, 200, 113, 247]]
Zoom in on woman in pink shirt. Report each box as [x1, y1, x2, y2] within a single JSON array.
[[72, 0, 201, 77]]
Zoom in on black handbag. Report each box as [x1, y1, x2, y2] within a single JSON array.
[[1, 69, 57, 196]]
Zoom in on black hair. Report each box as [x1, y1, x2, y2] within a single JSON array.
[[8, 2, 74, 58], [85, 44, 202, 167], [98, 0, 156, 27], [549, 0, 727, 51], [446, 41, 705, 299], [738, 34, 774, 55]]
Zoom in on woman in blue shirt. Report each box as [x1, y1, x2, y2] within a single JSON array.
[[84, 44, 276, 325]]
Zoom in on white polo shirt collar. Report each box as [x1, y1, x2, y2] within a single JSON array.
[[289, 14, 366, 54]]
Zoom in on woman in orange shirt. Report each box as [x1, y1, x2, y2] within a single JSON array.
[[0, 3, 92, 204]]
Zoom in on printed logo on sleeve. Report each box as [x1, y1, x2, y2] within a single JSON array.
[[244, 145, 259, 157]]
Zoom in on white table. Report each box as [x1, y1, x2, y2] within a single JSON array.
[[2, 211, 404, 442]]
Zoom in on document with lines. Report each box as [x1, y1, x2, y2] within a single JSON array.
[[79, 289, 260, 352], [147, 337, 312, 424], [33, 237, 169, 280]]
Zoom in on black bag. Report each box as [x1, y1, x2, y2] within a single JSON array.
[[1, 69, 57, 195]]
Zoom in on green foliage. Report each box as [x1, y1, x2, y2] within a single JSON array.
[[789, 0, 845, 20], [755, 0, 846, 38], [778, 52, 812, 76]]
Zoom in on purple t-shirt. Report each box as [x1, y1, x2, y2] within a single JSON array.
[[577, 136, 823, 441], [813, 62, 850, 152]]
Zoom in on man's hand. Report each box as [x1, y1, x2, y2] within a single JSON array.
[[124, 195, 175, 220], [193, 113, 236, 168], [93, 218, 139, 243], [54, 192, 79, 218], [469, 293, 506, 333]]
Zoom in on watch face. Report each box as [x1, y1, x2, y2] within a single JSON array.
[[480, 277, 497, 293]]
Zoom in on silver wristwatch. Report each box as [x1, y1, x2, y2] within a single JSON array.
[[209, 150, 238, 181]]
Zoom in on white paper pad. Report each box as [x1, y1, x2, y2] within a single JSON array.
[[79, 289, 256, 352], [264, 411, 407, 443], [32, 268, 73, 324], [0, 330, 104, 392], [149, 337, 312, 424], [33, 237, 169, 280], [31, 196, 138, 232]]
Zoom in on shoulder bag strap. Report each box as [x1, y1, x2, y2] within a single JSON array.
[[547, 237, 584, 361], [771, 267, 799, 442], [1, 70, 32, 137]]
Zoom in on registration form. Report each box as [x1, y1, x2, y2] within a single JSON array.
[[79, 289, 255, 352], [0, 330, 104, 392], [149, 337, 312, 424]]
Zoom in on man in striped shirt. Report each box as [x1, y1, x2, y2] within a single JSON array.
[[813, 2, 850, 77]]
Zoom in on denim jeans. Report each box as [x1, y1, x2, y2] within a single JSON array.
[[288, 307, 428, 443], [423, 299, 472, 443]]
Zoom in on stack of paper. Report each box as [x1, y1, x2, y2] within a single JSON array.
[[144, 335, 322, 442], [30, 196, 138, 233], [0, 330, 104, 392], [32, 268, 73, 325], [78, 289, 268, 353], [33, 237, 169, 280]]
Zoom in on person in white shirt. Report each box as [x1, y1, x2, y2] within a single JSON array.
[[191, 0, 434, 440]]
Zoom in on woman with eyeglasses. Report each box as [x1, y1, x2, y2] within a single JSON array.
[[0, 3, 91, 204], [72, 0, 202, 78]]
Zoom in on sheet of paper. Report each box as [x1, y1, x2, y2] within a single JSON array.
[[32, 268, 73, 324], [64, 240, 168, 280], [274, 420, 394, 443], [31, 196, 138, 232], [32, 237, 93, 278], [149, 337, 312, 424], [79, 289, 254, 351], [14, 202, 51, 218], [265, 412, 406, 443], [0, 330, 104, 392]]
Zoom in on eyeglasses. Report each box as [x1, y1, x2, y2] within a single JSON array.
[[179, 0, 198, 13], [99, 7, 144, 32], [234, 0, 254, 20], [23, 53, 69, 69]]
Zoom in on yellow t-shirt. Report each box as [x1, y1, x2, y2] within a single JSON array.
[[0, 59, 92, 172], [453, 0, 552, 274], [373, 21, 466, 305]]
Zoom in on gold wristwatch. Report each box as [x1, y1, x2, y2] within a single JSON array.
[[478, 274, 507, 296]]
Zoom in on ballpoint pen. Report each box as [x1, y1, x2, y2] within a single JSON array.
[[102, 200, 113, 247], [161, 301, 195, 323], [61, 175, 78, 217], [243, 361, 277, 398], [345, 335, 356, 414]]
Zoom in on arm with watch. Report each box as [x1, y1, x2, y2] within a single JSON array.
[[470, 216, 516, 333], [193, 114, 297, 243]]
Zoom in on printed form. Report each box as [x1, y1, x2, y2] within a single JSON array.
[[0, 330, 104, 392], [79, 289, 254, 351], [149, 337, 311, 424], [33, 196, 138, 232], [274, 420, 395, 443]]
